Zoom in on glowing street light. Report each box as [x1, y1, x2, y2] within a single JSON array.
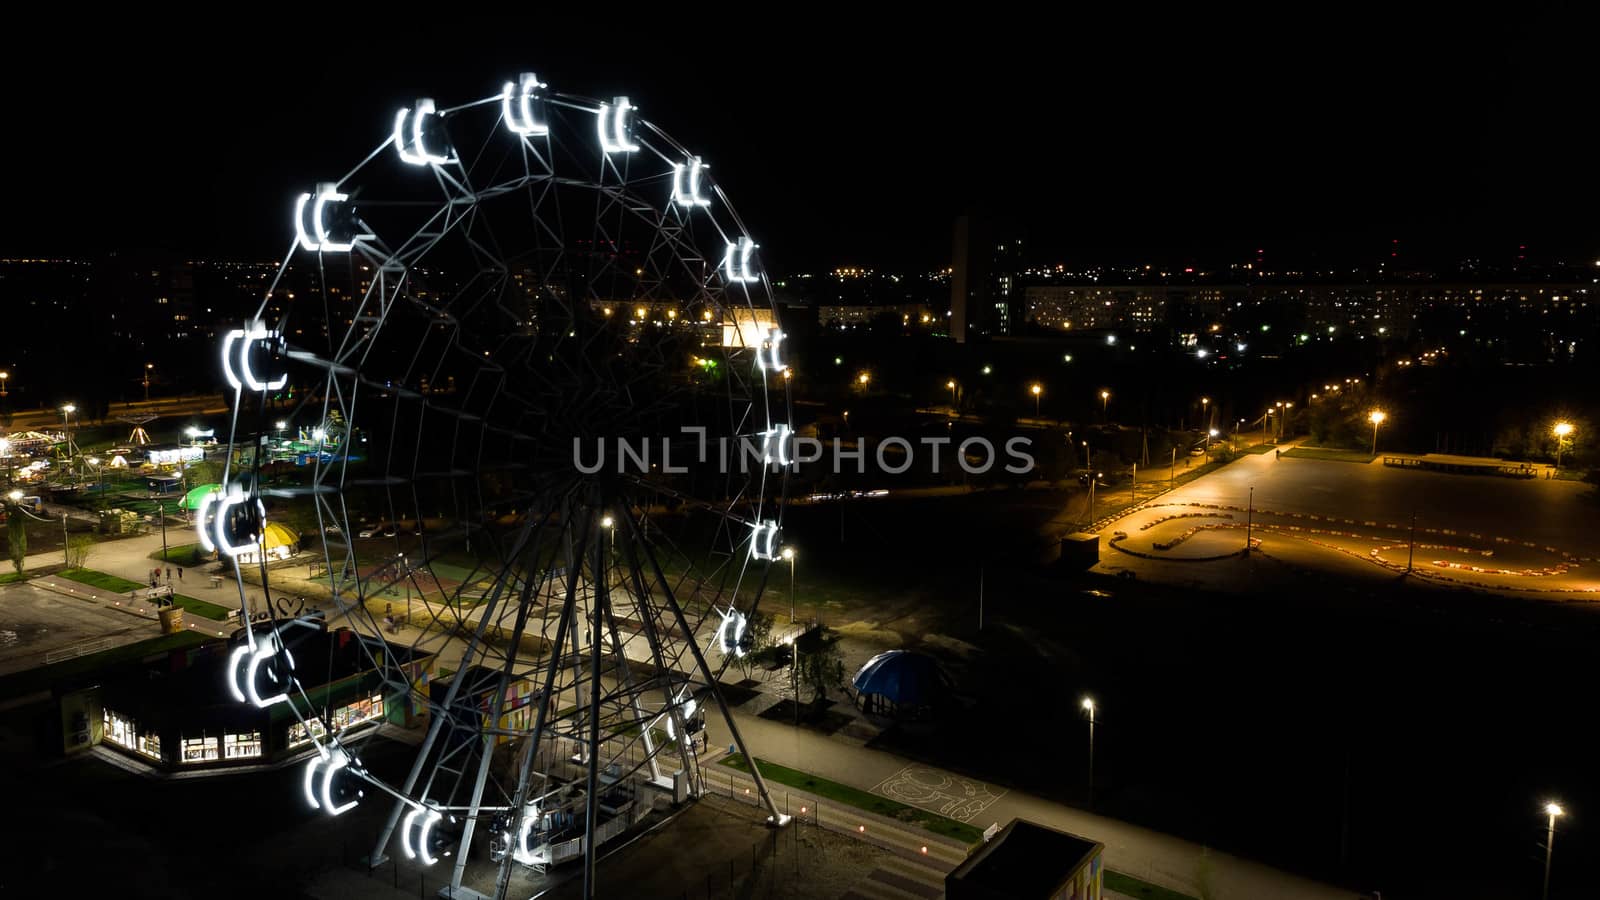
[[1100, 390, 1110, 418], [857, 371, 871, 387], [1201, 396, 1210, 430], [1368, 409, 1386, 455], [0, 370, 8, 399], [1030, 383, 1043, 417], [143, 362, 154, 402], [1081, 697, 1096, 808], [1543, 801, 1564, 900], [781, 546, 798, 623], [1553, 421, 1574, 470], [946, 380, 958, 408], [60, 404, 77, 462]]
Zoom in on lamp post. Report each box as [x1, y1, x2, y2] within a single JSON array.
[[1368, 409, 1386, 456], [399, 552, 411, 622], [142, 363, 153, 402], [946, 380, 958, 409], [1081, 697, 1096, 809], [1100, 390, 1110, 418], [61, 404, 77, 467], [1030, 383, 1043, 418], [1201, 396, 1210, 430], [777, 544, 796, 621], [1543, 801, 1563, 900], [1207, 428, 1218, 458], [0, 370, 8, 401], [1553, 422, 1573, 470]]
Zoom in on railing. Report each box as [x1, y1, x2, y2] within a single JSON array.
[[44, 636, 114, 665]]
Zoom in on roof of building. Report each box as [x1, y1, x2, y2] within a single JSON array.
[[946, 819, 1102, 898]]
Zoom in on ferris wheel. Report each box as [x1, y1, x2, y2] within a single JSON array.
[[207, 73, 791, 898]]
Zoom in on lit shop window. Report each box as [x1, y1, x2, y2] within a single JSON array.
[[103, 709, 162, 761], [181, 735, 220, 764], [224, 732, 263, 760], [288, 694, 385, 748]]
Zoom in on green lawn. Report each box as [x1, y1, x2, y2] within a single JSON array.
[[720, 754, 984, 845], [0, 572, 28, 585], [1104, 871, 1199, 900], [1238, 442, 1276, 455], [0, 630, 215, 697], [149, 542, 209, 566], [170, 594, 232, 621], [57, 568, 146, 593], [1283, 446, 1376, 463]]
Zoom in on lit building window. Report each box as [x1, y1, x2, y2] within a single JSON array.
[[181, 735, 221, 764], [224, 732, 263, 760], [289, 693, 385, 748], [103, 709, 162, 761]]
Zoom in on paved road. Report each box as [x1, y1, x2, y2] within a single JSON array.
[[703, 708, 1361, 900], [1092, 446, 1600, 596]]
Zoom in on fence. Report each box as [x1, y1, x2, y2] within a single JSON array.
[[44, 636, 114, 665]]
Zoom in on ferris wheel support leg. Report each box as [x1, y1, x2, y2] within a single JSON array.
[[494, 516, 591, 900], [582, 526, 609, 899], [625, 515, 789, 827], [619, 524, 697, 785], [365, 511, 546, 867], [448, 670, 510, 898]]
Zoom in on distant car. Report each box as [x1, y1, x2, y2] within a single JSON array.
[[358, 526, 377, 538], [1190, 447, 1206, 456], [380, 526, 397, 538]]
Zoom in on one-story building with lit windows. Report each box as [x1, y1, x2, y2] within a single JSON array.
[[59, 620, 435, 772]]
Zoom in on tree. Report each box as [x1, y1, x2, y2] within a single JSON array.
[[66, 532, 95, 569], [6, 509, 24, 574], [794, 626, 845, 707], [733, 609, 775, 682]]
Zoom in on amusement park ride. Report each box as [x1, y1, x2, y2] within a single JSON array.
[[203, 74, 791, 898]]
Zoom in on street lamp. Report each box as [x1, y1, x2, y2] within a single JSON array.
[[1100, 390, 1110, 418], [1030, 383, 1043, 417], [1553, 422, 1574, 470], [1368, 409, 1386, 455], [1081, 696, 1096, 808], [143, 362, 153, 402], [0, 370, 8, 400], [1207, 428, 1218, 457], [946, 380, 958, 408], [857, 371, 871, 387], [781, 546, 797, 623], [60, 404, 77, 470], [1201, 396, 1210, 430], [1543, 801, 1563, 900]]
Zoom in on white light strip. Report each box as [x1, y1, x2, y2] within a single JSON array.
[[750, 520, 779, 561], [401, 805, 443, 865], [303, 750, 326, 810], [320, 747, 359, 815], [292, 194, 318, 252], [502, 73, 549, 136], [239, 323, 287, 391], [722, 237, 759, 284], [757, 328, 787, 372], [762, 424, 792, 466], [219, 330, 244, 391], [225, 641, 253, 703], [512, 802, 542, 864], [300, 183, 366, 253], [716, 608, 749, 658], [672, 157, 711, 208], [243, 631, 293, 708], [597, 97, 639, 153], [393, 99, 449, 166]]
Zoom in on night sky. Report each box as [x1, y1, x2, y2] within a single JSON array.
[[5, 9, 1596, 271]]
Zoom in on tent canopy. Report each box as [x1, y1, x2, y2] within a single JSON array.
[[179, 483, 221, 511], [851, 650, 951, 708]]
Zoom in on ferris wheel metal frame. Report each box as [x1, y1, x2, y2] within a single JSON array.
[[206, 72, 793, 899]]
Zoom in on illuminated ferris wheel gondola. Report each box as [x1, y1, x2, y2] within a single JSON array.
[[208, 72, 791, 898]]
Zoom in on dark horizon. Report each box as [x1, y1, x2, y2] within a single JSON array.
[[5, 10, 1598, 271]]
